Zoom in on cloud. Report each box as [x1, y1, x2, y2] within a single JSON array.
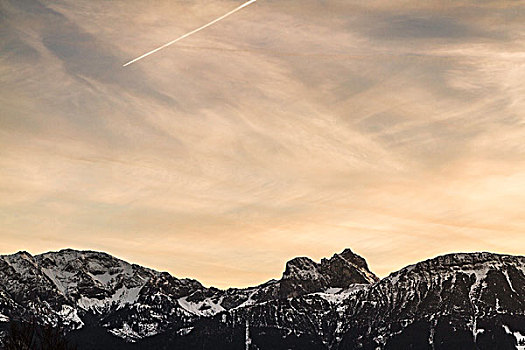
[[361, 14, 504, 41], [1, 0, 525, 287]]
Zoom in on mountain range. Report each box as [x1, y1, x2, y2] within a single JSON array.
[[1, 248, 525, 349]]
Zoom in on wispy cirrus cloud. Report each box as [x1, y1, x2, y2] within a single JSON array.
[[1, 0, 525, 287]]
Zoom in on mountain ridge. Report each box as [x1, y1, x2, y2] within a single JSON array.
[[1, 248, 525, 349]]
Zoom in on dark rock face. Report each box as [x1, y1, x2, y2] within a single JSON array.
[[280, 249, 378, 298], [0, 251, 74, 327], [1, 249, 525, 350]]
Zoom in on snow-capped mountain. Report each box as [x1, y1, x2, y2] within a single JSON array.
[[336, 253, 525, 349], [1, 249, 525, 349]]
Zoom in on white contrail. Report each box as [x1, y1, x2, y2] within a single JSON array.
[[123, 0, 256, 67]]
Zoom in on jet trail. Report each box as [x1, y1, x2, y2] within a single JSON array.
[[123, 0, 256, 67]]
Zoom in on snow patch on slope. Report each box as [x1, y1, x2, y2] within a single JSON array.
[[58, 305, 84, 329], [315, 285, 368, 304], [178, 296, 225, 317], [177, 327, 194, 336], [503, 325, 525, 350], [77, 286, 142, 312], [41, 268, 75, 294], [109, 323, 141, 342]]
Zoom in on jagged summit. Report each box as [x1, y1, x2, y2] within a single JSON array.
[[283, 249, 378, 282], [279, 249, 379, 298], [338, 248, 373, 271], [280, 249, 378, 298]]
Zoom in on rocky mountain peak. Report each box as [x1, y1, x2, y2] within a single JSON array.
[[279, 249, 378, 298], [338, 248, 370, 270], [282, 257, 320, 280]]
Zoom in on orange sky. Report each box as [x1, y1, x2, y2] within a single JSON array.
[[1, 0, 525, 288]]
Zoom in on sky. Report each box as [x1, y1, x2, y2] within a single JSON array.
[[1, 0, 525, 288]]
